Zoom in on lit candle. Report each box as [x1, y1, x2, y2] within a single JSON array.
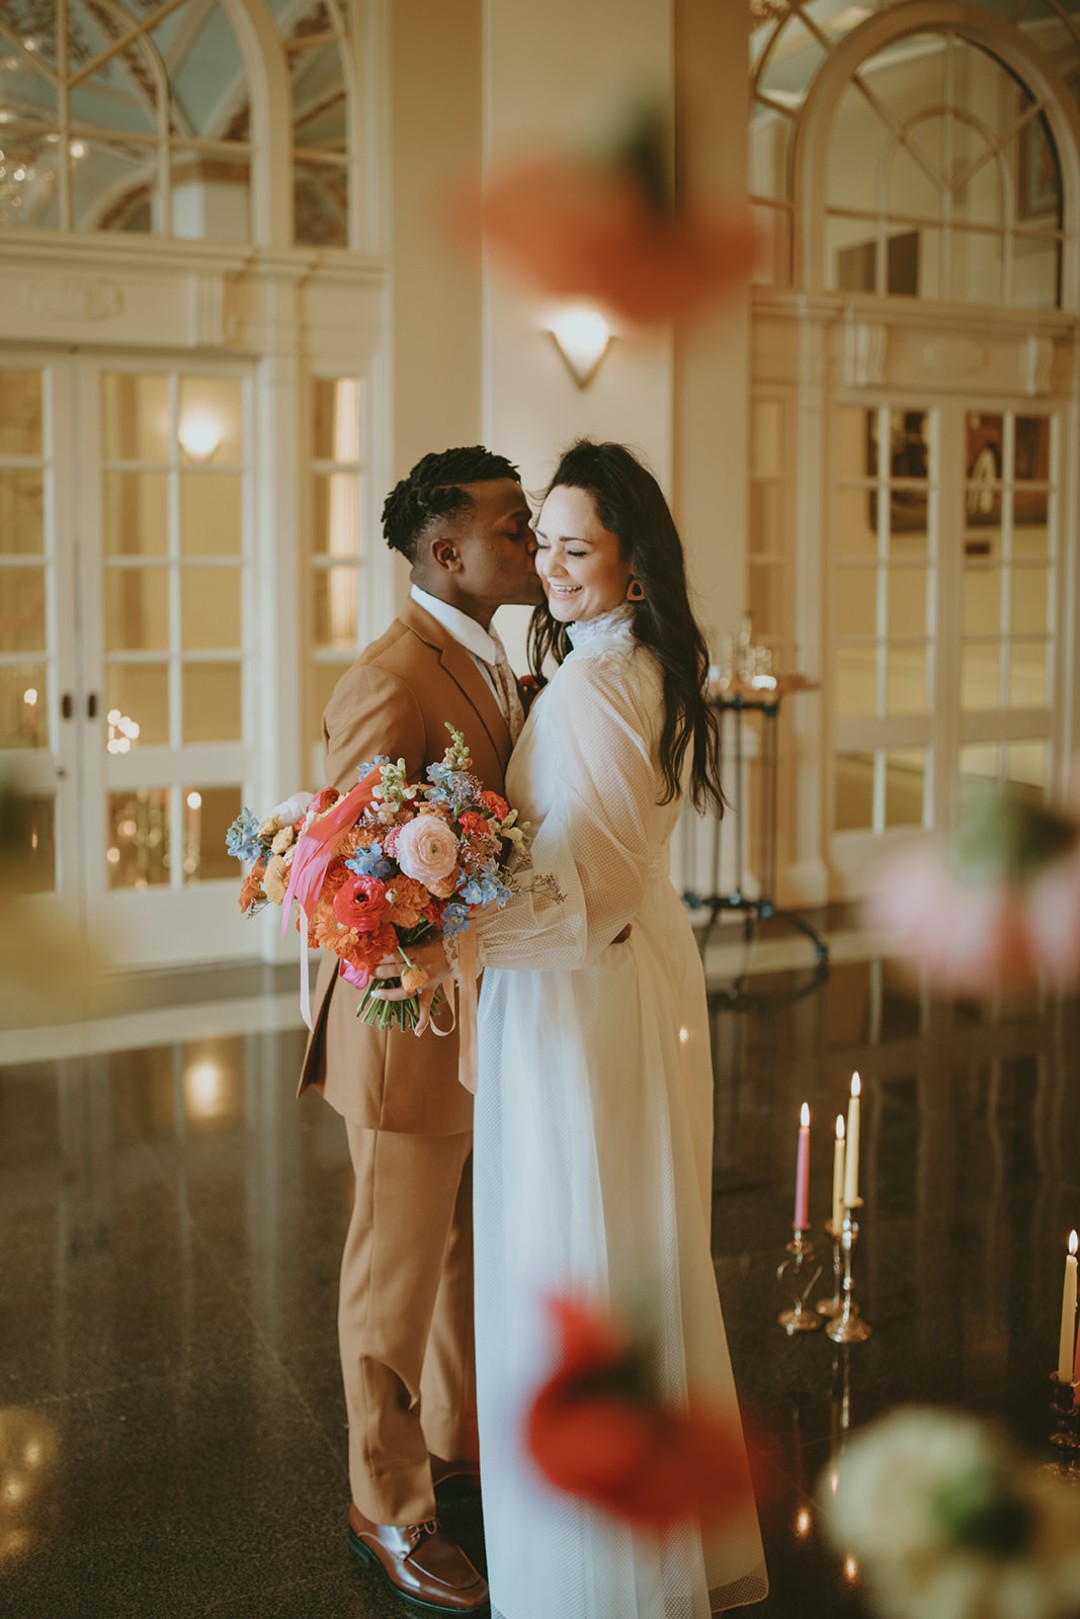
[[794, 1102, 810, 1230], [831, 1114, 846, 1233], [843, 1072, 861, 1208], [1059, 1229, 1078, 1384]]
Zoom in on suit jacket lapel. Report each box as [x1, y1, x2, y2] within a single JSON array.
[[400, 599, 514, 772]]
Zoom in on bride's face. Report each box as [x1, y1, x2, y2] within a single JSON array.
[[534, 485, 634, 623]]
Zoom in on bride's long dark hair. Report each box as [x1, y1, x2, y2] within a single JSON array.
[[527, 440, 725, 816]]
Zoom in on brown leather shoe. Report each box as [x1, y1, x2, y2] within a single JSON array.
[[430, 1454, 482, 1500], [347, 1503, 489, 1614]]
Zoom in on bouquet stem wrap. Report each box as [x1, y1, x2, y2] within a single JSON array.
[[454, 924, 479, 1094]]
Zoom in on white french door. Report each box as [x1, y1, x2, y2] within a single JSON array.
[[828, 393, 1062, 894], [1, 350, 258, 968]]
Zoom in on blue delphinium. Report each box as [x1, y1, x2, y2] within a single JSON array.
[[441, 901, 473, 937], [345, 841, 394, 880], [226, 808, 263, 863], [458, 863, 512, 909]]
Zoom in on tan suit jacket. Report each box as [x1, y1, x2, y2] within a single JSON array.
[[297, 598, 513, 1135]]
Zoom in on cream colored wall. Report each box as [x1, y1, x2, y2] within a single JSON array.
[[388, 0, 484, 485]]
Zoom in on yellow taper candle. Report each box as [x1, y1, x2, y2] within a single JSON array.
[[1059, 1229, 1078, 1384], [843, 1072, 861, 1208], [832, 1115, 846, 1233]]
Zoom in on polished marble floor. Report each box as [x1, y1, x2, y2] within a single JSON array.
[[2, 935, 1078, 1618]]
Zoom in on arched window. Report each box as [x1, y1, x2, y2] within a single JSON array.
[[750, 0, 1079, 308], [0, 0, 359, 247]]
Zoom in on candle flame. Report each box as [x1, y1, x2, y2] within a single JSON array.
[[836, 1114, 845, 1140], [800, 1102, 810, 1128], [1070, 1230, 1078, 1257], [851, 1071, 861, 1097]]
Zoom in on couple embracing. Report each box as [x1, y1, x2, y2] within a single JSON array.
[[297, 441, 767, 1619]]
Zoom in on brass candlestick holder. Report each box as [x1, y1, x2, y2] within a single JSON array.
[[825, 1201, 872, 1344], [817, 1217, 857, 1321], [776, 1225, 823, 1334], [1049, 1371, 1080, 1452]]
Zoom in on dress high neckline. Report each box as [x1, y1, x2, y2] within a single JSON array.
[[565, 604, 636, 652]]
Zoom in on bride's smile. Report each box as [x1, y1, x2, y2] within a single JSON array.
[[534, 484, 634, 622]]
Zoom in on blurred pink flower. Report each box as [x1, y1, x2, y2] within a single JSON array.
[[867, 787, 1080, 996]]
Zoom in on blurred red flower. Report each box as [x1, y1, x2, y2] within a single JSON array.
[[526, 1296, 753, 1531], [467, 106, 757, 327]]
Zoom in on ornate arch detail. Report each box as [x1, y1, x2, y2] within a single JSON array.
[[792, 1, 1080, 306]]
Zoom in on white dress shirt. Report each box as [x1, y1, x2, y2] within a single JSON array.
[[410, 583, 510, 716]]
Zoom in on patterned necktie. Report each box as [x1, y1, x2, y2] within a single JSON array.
[[489, 650, 525, 744]]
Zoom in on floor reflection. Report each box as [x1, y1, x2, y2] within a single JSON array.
[[0, 953, 1077, 1616]]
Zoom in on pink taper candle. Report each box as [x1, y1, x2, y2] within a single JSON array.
[[794, 1102, 810, 1230], [1061, 1229, 1079, 1384]]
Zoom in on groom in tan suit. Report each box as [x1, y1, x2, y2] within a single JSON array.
[[297, 446, 541, 1613]]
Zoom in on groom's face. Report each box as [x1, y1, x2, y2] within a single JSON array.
[[451, 479, 544, 611]]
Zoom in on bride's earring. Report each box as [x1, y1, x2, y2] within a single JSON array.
[[626, 577, 646, 603]]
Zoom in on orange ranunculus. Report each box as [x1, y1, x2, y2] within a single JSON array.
[[239, 862, 266, 914], [385, 875, 429, 929], [334, 875, 391, 934], [338, 827, 379, 859], [478, 790, 509, 822], [526, 1296, 753, 1532]]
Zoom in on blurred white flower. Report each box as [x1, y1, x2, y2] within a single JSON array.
[[819, 1408, 1080, 1619]]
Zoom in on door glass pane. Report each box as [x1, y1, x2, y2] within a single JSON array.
[[1008, 641, 1048, 708], [961, 642, 1001, 710], [1014, 416, 1050, 482], [313, 568, 358, 650], [102, 374, 170, 462], [749, 482, 783, 557], [949, 227, 1005, 305], [181, 785, 242, 883], [0, 565, 47, 652], [959, 743, 1000, 788], [963, 563, 1000, 637], [0, 665, 48, 749], [748, 563, 783, 638], [105, 664, 170, 748], [313, 378, 360, 462], [834, 753, 874, 831], [835, 647, 877, 717], [182, 662, 241, 743], [836, 567, 877, 638], [181, 475, 242, 556], [835, 487, 878, 560], [965, 412, 1002, 525], [0, 471, 45, 555], [310, 659, 346, 751], [178, 378, 243, 465], [9, 790, 56, 893], [103, 472, 168, 557], [750, 399, 783, 477], [107, 788, 170, 889], [181, 568, 241, 651], [72, 142, 154, 233], [0, 370, 43, 455], [105, 568, 169, 652], [885, 749, 925, 827], [1010, 567, 1049, 636], [887, 567, 927, 637], [1005, 741, 1046, 801], [886, 646, 926, 714], [313, 472, 361, 557]]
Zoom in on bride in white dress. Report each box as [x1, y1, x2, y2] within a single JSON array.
[[468, 442, 767, 1618]]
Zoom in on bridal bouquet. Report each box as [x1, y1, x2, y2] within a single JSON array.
[[227, 726, 529, 1031]]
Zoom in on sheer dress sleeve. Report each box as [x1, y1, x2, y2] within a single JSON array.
[[475, 649, 662, 973]]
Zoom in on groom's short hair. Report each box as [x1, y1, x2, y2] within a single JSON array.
[[382, 445, 521, 563]]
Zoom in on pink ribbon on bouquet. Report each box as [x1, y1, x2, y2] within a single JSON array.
[[282, 766, 381, 1028]]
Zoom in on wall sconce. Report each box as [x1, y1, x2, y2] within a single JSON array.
[[548, 308, 613, 389], [178, 412, 223, 462]]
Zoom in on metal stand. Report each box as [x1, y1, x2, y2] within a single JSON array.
[[825, 1201, 873, 1344], [776, 1226, 823, 1334], [690, 688, 829, 1000]]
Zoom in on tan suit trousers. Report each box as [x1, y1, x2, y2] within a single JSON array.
[[339, 1121, 478, 1524]]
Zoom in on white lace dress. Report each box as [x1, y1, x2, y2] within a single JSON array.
[[472, 608, 768, 1619]]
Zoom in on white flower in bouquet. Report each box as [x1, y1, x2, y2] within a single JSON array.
[[819, 1407, 1080, 1619]]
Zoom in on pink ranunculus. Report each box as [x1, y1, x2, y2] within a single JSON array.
[[395, 814, 460, 888], [1025, 845, 1080, 986]]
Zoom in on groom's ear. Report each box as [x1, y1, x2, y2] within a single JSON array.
[[430, 534, 464, 574]]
